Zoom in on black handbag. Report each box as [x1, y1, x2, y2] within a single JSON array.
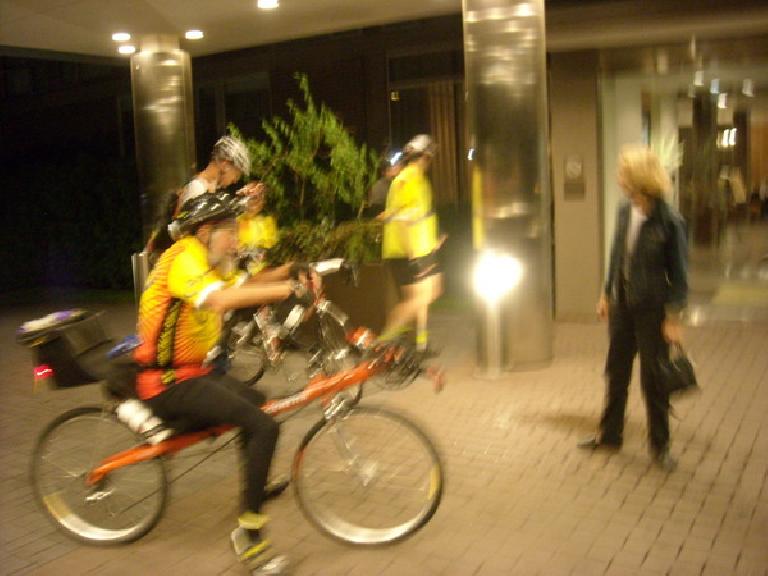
[[659, 342, 699, 396]]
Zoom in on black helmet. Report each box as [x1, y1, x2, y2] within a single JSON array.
[[174, 193, 241, 235]]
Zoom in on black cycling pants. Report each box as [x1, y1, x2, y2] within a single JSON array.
[[145, 374, 278, 513]]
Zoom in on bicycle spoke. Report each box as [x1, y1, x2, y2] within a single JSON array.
[[39, 455, 86, 481], [32, 407, 168, 544], [294, 406, 443, 545]]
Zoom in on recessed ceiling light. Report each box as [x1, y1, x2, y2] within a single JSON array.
[[118, 45, 136, 55], [112, 32, 131, 42], [185, 29, 204, 40], [257, 0, 279, 9]]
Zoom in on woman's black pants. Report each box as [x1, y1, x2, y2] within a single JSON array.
[[600, 302, 671, 455]]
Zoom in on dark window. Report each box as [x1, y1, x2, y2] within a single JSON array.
[[389, 50, 464, 84]]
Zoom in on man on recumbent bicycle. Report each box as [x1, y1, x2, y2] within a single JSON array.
[[134, 193, 310, 573]]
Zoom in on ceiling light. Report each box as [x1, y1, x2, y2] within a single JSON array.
[[693, 70, 703, 87], [118, 45, 136, 55], [185, 29, 204, 40], [717, 93, 727, 109], [710, 78, 719, 94], [257, 0, 279, 9], [112, 32, 131, 42]]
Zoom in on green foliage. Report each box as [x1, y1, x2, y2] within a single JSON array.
[[230, 73, 382, 262], [233, 73, 379, 226], [267, 220, 383, 265]]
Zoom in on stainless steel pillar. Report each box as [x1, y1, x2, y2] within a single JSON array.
[[130, 35, 196, 245], [131, 251, 150, 304], [464, 0, 553, 370]]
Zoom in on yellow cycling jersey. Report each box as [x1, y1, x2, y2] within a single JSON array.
[[382, 163, 438, 259], [238, 214, 277, 251], [134, 236, 242, 399]]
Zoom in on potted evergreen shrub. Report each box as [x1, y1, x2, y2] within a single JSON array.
[[232, 74, 398, 332]]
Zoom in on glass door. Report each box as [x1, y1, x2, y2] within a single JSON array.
[[600, 54, 768, 323]]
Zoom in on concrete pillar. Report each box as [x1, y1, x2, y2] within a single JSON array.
[[464, 0, 553, 369], [130, 35, 196, 244]]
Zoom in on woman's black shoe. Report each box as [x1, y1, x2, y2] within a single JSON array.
[[577, 437, 622, 451], [653, 450, 678, 472]]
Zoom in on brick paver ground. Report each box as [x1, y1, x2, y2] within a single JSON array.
[[1, 301, 766, 575]]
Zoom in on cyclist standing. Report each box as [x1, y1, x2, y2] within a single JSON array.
[[145, 135, 260, 262], [377, 134, 444, 353], [178, 135, 253, 206], [134, 193, 303, 572]]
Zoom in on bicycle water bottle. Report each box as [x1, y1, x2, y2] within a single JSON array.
[[116, 400, 171, 444]]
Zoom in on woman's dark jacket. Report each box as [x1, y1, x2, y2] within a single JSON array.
[[604, 198, 688, 316]]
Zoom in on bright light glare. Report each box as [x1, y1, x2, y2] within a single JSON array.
[[515, 3, 535, 17], [112, 32, 131, 42], [257, 0, 280, 9], [118, 45, 136, 55], [743, 78, 754, 97], [185, 29, 204, 40], [473, 251, 523, 303], [389, 151, 403, 166]]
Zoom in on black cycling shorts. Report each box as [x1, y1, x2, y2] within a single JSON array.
[[388, 253, 440, 287]]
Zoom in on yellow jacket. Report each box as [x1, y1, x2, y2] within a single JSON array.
[[382, 164, 438, 259], [237, 214, 277, 274]]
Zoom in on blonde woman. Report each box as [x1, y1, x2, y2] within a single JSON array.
[[580, 146, 688, 472]]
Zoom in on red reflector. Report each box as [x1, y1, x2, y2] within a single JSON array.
[[34, 365, 54, 379]]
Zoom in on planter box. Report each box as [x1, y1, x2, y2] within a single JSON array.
[[323, 262, 399, 334]]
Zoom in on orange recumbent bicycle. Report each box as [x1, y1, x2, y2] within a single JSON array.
[[18, 260, 444, 548]]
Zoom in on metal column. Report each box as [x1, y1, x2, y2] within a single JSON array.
[[130, 35, 196, 245], [464, 0, 553, 370]]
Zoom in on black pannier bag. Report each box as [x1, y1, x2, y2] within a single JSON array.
[[16, 310, 114, 389]]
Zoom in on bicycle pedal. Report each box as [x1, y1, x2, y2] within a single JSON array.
[[250, 555, 289, 575]]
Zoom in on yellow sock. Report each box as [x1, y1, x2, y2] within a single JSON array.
[[379, 326, 408, 342], [238, 511, 268, 530]]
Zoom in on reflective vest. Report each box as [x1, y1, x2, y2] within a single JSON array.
[[382, 164, 438, 259]]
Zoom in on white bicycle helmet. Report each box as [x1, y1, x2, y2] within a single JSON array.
[[213, 135, 251, 177], [404, 134, 435, 156]]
